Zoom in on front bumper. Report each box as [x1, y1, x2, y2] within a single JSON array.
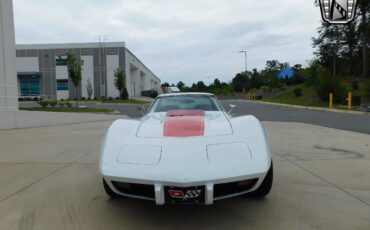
[[103, 174, 265, 205]]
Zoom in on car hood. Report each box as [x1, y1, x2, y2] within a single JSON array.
[[136, 111, 233, 138]]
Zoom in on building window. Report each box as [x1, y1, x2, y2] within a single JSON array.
[[57, 79, 69, 90], [19, 74, 40, 96], [56, 58, 67, 66]]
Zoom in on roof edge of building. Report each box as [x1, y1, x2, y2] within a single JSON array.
[[15, 42, 125, 50], [125, 48, 160, 82]]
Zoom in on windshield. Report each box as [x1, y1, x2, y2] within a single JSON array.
[[150, 95, 221, 112]]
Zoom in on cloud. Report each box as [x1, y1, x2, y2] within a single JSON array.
[[13, 0, 321, 85]]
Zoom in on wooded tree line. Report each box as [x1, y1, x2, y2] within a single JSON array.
[[313, 0, 370, 78], [162, 60, 304, 95], [162, 2, 370, 101]]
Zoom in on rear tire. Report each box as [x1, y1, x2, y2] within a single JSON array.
[[103, 179, 122, 198], [251, 162, 273, 198]]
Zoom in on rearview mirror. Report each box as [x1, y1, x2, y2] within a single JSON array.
[[228, 104, 237, 115]]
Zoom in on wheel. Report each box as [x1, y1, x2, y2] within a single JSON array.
[[103, 178, 122, 198], [251, 162, 273, 198]]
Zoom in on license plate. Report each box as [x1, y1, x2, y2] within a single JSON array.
[[164, 186, 205, 204]]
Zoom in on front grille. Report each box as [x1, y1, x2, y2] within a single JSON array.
[[112, 181, 155, 199], [214, 179, 258, 198]]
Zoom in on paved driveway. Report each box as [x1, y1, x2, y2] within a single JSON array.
[[0, 121, 369, 229]]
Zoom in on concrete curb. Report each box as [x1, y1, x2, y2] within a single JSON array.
[[242, 100, 370, 116]]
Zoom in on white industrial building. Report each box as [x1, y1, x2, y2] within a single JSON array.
[[16, 42, 160, 100], [0, 0, 18, 110]]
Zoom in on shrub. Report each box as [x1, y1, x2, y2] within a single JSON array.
[[49, 101, 57, 107], [33, 97, 40, 101], [352, 80, 359, 90], [315, 77, 346, 102], [74, 98, 78, 101], [65, 102, 72, 108], [58, 102, 65, 108], [60, 98, 64, 101], [108, 97, 114, 100], [94, 97, 98, 100], [37, 101, 49, 108], [268, 75, 283, 90], [293, 88, 302, 97], [115, 97, 120, 100], [121, 88, 129, 100], [81, 97, 86, 100], [290, 74, 305, 85]]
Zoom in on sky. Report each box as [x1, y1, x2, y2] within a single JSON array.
[[13, 0, 322, 85]]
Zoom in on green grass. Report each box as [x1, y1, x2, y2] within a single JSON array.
[[261, 79, 370, 109], [262, 84, 328, 108], [342, 78, 370, 104], [100, 99, 149, 104], [20, 107, 114, 113], [59, 99, 149, 104]]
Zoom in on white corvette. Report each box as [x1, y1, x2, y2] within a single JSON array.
[[100, 93, 272, 205]]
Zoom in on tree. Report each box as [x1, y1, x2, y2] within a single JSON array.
[[66, 53, 84, 107], [176, 81, 185, 89], [114, 68, 128, 100], [86, 78, 93, 100], [161, 82, 170, 87], [358, 0, 370, 77], [313, 23, 346, 80], [342, 21, 358, 76], [213, 78, 222, 88], [232, 72, 249, 93], [292, 64, 303, 72], [196, 81, 207, 91], [268, 75, 283, 90], [313, 0, 370, 78], [279, 62, 290, 70], [250, 69, 262, 89], [265, 60, 281, 72]]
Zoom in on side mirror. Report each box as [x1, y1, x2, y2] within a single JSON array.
[[228, 104, 237, 115], [137, 106, 145, 115]]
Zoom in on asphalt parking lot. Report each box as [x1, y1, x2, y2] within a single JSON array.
[[1, 118, 369, 229]]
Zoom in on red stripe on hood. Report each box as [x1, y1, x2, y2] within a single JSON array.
[[164, 110, 204, 137]]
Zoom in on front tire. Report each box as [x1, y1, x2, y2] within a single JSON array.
[[251, 162, 273, 198], [103, 179, 122, 198]]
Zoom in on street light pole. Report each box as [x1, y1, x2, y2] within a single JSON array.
[[239, 50, 247, 72]]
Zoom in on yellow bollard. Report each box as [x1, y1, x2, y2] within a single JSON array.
[[348, 92, 352, 110], [329, 93, 333, 109]]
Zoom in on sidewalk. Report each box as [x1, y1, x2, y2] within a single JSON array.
[[0, 110, 126, 130]]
